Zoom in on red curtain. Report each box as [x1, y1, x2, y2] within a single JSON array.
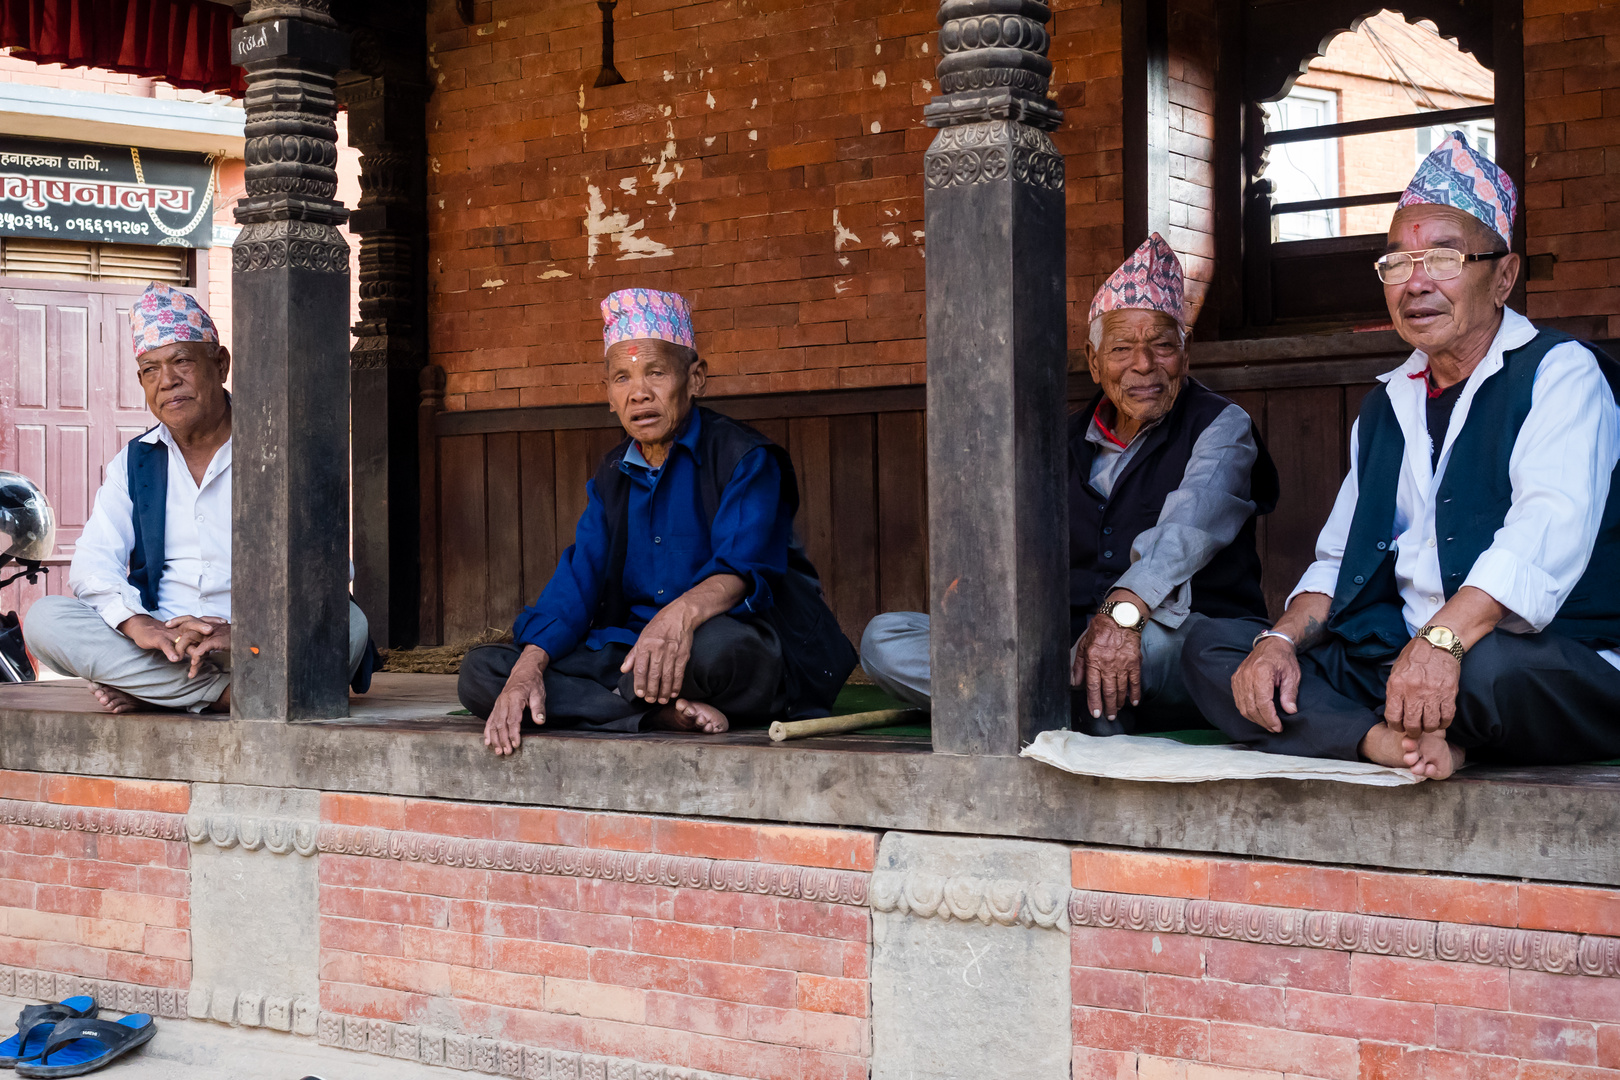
[[0, 0, 244, 95]]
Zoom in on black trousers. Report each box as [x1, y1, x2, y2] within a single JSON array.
[[1182, 616, 1620, 765], [457, 615, 787, 732]]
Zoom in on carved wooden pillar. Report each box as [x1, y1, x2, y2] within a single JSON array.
[[230, 0, 352, 720], [923, 0, 1069, 755], [339, 26, 429, 648]]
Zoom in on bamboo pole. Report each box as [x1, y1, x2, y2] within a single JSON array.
[[768, 708, 926, 742]]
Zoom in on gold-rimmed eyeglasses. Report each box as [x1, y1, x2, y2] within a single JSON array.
[[1375, 247, 1509, 285]]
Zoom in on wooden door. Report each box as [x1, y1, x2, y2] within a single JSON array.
[[0, 280, 153, 623]]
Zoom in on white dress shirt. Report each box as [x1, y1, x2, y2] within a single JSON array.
[[70, 424, 232, 631], [1290, 308, 1620, 668]]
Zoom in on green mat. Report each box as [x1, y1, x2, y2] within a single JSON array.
[[829, 684, 931, 738]]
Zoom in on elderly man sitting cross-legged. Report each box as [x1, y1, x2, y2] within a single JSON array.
[[862, 235, 1278, 732], [24, 283, 372, 714], [1183, 132, 1620, 779], [459, 288, 854, 753]]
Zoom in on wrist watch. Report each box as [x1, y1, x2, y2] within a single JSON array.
[[1417, 624, 1465, 661], [1098, 599, 1145, 634]]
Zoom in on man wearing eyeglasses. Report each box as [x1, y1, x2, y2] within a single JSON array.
[[1183, 131, 1620, 779]]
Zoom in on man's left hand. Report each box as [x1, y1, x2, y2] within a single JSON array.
[[1384, 636, 1459, 736], [622, 600, 698, 705], [1072, 617, 1143, 722], [166, 615, 230, 679]]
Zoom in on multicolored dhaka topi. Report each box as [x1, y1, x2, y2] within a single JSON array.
[[129, 282, 218, 358], [1397, 129, 1517, 243], [601, 289, 696, 352], [1088, 232, 1186, 326]]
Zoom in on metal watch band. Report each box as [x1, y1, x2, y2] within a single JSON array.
[[1098, 600, 1144, 633], [1419, 625, 1466, 662]]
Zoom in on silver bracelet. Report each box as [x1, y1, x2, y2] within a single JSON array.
[[1252, 629, 1297, 651]]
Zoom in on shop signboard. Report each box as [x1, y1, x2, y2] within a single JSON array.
[[0, 135, 214, 248]]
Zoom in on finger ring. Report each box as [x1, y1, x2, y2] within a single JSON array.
[[174, 636, 184, 646]]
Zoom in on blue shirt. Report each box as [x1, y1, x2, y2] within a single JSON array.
[[512, 408, 792, 659]]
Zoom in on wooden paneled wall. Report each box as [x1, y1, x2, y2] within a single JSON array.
[[421, 333, 1414, 647]]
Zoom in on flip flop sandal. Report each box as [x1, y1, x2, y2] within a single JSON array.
[[0, 998, 98, 1068], [14, 1015, 153, 1078]]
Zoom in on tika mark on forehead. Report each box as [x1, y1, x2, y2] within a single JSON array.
[[626, 344, 638, 360]]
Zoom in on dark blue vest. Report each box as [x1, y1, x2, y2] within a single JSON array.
[[1327, 328, 1620, 655], [126, 432, 168, 614]]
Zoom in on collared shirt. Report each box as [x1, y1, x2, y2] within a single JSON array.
[[1291, 307, 1620, 668], [70, 424, 232, 630], [513, 408, 792, 660], [1085, 398, 1260, 628]]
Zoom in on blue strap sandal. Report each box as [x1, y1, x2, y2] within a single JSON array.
[[0, 998, 98, 1068], [14, 1015, 153, 1077]]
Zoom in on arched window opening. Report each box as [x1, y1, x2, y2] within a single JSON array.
[[1263, 11, 1495, 243]]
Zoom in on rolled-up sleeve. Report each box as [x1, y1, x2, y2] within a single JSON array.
[[68, 445, 151, 632], [1463, 342, 1620, 631], [1288, 418, 1362, 607], [698, 447, 791, 615], [512, 479, 612, 659], [1116, 404, 1258, 627]]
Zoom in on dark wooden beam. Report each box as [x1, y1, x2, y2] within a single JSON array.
[[1493, 0, 1526, 313], [923, 0, 1070, 754], [1208, 0, 1246, 338], [230, 0, 354, 720], [1123, 0, 1171, 252]]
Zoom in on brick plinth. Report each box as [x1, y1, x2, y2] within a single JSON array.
[[317, 794, 874, 1080], [1069, 847, 1620, 1078], [0, 771, 190, 991]]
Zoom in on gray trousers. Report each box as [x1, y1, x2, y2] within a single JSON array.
[[860, 610, 1209, 733], [24, 595, 370, 713]]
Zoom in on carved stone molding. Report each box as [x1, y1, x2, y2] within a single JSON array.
[[318, 1011, 751, 1078], [186, 813, 319, 856], [923, 121, 1064, 191], [0, 966, 188, 1019], [0, 798, 185, 842], [188, 985, 318, 1033], [1070, 889, 1620, 979], [317, 825, 870, 906], [870, 870, 1068, 930], [233, 219, 350, 275]]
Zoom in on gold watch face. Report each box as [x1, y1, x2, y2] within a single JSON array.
[[1110, 601, 1143, 629], [1424, 626, 1457, 649]]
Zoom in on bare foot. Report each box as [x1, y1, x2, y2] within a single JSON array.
[[648, 698, 730, 734], [89, 683, 144, 714], [1402, 730, 1466, 780], [1358, 723, 1410, 769]]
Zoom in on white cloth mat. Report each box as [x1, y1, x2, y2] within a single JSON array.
[[1022, 728, 1422, 786]]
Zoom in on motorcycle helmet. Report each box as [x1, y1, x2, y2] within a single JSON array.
[[0, 472, 55, 565]]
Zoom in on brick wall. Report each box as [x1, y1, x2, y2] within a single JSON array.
[[1069, 847, 1620, 1078], [0, 771, 190, 993], [1168, 0, 1216, 324], [318, 794, 874, 1079], [1524, 0, 1620, 339], [425, 0, 1128, 410]]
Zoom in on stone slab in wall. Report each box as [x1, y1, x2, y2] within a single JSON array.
[[187, 783, 320, 1032], [870, 832, 1072, 1080]]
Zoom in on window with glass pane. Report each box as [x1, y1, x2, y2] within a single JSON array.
[[1264, 87, 1340, 241]]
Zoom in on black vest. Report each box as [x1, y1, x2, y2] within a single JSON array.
[[1069, 378, 1278, 636], [1328, 329, 1620, 654], [590, 407, 857, 713]]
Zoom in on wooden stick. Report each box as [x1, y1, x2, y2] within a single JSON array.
[[768, 708, 926, 742]]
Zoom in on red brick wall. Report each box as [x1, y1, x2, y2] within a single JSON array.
[[425, 0, 1127, 410], [318, 794, 874, 1079], [1069, 847, 1620, 1078], [1168, 0, 1216, 324], [0, 771, 190, 992], [1524, 0, 1620, 339]]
